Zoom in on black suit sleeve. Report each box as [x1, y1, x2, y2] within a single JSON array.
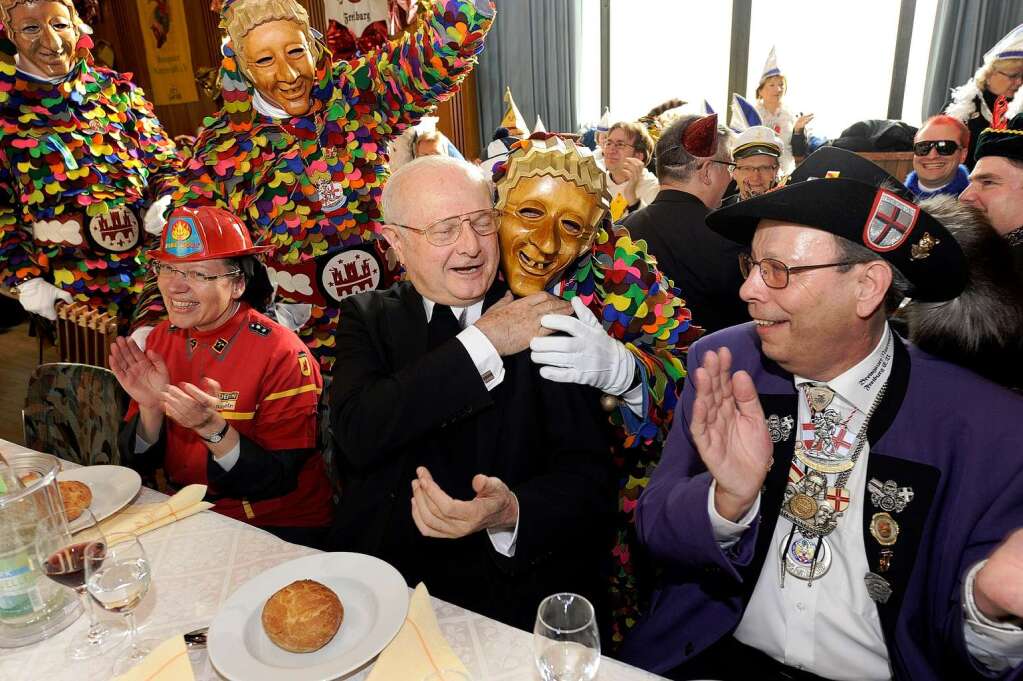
[[330, 294, 494, 472]]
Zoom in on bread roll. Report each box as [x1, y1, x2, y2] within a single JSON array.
[[58, 480, 92, 521], [262, 579, 343, 653]]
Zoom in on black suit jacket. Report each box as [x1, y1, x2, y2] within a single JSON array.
[[329, 281, 614, 630], [623, 189, 749, 334]]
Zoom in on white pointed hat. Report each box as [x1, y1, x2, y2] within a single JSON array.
[[597, 107, 611, 132], [760, 46, 782, 84], [533, 115, 547, 134], [984, 23, 1023, 64]]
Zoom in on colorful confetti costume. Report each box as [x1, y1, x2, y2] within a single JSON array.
[[551, 222, 702, 647], [0, 40, 180, 324], [170, 0, 492, 371]]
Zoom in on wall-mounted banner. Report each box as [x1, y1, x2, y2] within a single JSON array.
[[323, 0, 412, 61], [134, 0, 199, 106]]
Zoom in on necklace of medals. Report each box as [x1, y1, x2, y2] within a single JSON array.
[[778, 380, 889, 586]]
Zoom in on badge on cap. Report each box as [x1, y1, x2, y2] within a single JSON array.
[[910, 232, 940, 260], [165, 215, 204, 258], [863, 189, 919, 252]]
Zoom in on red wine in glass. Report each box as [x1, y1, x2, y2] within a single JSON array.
[[43, 542, 104, 590]]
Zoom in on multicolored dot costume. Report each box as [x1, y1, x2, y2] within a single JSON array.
[[0, 38, 180, 323], [169, 0, 492, 371]]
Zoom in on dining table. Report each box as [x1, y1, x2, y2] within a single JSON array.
[[0, 440, 668, 681]]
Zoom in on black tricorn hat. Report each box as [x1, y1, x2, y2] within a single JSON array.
[[706, 147, 967, 302], [975, 113, 1023, 163]]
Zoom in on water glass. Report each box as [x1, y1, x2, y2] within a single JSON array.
[[533, 593, 600, 681], [84, 533, 156, 675]]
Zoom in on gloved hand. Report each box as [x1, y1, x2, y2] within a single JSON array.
[[129, 325, 154, 352], [143, 195, 172, 236], [530, 296, 635, 395], [17, 278, 72, 321], [274, 302, 312, 331]]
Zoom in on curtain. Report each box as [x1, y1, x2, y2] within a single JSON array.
[[474, 0, 578, 154], [922, 0, 1023, 118]]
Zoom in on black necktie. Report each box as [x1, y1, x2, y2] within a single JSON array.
[[427, 304, 462, 349]]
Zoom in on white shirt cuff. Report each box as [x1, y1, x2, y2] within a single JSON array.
[[212, 442, 241, 472], [486, 494, 520, 557], [458, 325, 505, 391], [134, 433, 153, 454], [963, 560, 1023, 673], [621, 382, 644, 416], [707, 480, 760, 548]]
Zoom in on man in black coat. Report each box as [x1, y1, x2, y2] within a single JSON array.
[[329, 156, 614, 631], [623, 115, 749, 334]]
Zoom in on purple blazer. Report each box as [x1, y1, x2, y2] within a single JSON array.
[[620, 323, 1023, 680]]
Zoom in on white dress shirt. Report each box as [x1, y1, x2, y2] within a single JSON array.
[[709, 324, 1023, 678], [606, 167, 660, 209]]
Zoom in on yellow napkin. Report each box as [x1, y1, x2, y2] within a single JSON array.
[[112, 635, 194, 681], [95, 485, 212, 537], [367, 583, 470, 681]]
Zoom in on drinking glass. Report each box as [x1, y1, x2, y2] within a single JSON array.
[[533, 593, 600, 681], [84, 533, 156, 675], [34, 508, 126, 658]]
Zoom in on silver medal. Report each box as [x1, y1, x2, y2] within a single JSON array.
[[779, 534, 832, 582]]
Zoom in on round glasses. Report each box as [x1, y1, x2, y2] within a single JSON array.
[[733, 164, 779, 176], [152, 262, 242, 283], [602, 140, 637, 151], [994, 69, 1023, 82], [912, 140, 959, 157], [395, 208, 500, 247], [739, 253, 857, 289]]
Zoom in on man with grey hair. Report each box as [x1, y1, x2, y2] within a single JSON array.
[[328, 156, 614, 630], [623, 114, 749, 333]]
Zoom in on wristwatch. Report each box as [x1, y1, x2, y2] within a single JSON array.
[[201, 422, 230, 444]]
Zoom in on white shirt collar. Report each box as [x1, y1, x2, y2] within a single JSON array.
[[794, 323, 894, 413], [253, 90, 291, 119], [422, 297, 485, 326], [15, 55, 69, 84]]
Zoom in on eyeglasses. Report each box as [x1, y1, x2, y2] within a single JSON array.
[[994, 69, 1023, 82], [707, 159, 737, 172], [395, 208, 500, 247], [602, 140, 637, 151], [739, 253, 857, 289], [912, 140, 960, 156], [152, 261, 241, 283], [733, 163, 779, 175]]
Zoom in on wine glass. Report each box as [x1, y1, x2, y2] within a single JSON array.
[[84, 533, 156, 675], [533, 593, 600, 681], [35, 508, 127, 658]]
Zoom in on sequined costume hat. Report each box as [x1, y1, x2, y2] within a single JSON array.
[[706, 147, 967, 302]]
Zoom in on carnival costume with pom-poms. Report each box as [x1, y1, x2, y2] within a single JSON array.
[[170, 0, 492, 371], [0, 37, 180, 323]]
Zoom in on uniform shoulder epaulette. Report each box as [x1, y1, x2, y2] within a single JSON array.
[[248, 321, 271, 337]]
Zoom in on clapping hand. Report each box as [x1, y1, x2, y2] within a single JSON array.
[[689, 348, 773, 521], [162, 378, 222, 434], [109, 336, 170, 411], [410, 467, 518, 539]]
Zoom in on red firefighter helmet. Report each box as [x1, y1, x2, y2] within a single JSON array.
[[150, 206, 273, 262]]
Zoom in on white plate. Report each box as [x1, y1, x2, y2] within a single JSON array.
[[57, 465, 142, 532], [209, 552, 409, 681]]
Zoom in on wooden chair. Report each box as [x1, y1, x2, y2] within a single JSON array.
[[23, 362, 128, 466], [855, 152, 915, 183], [55, 303, 118, 368]]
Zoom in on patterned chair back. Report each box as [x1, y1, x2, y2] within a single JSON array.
[[22, 363, 128, 466]]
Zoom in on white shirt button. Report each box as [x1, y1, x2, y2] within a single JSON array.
[[796, 602, 806, 611]]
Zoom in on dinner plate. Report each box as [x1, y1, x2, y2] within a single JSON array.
[[209, 552, 409, 681], [57, 465, 142, 532]]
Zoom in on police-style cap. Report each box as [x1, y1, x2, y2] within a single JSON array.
[[706, 147, 967, 302], [150, 205, 273, 262], [732, 126, 783, 160]]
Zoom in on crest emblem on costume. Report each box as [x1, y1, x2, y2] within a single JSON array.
[[766, 414, 794, 443], [89, 205, 140, 253], [164, 215, 204, 257], [316, 179, 347, 213], [863, 189, 919, 252], [910, 232, 940, 260], [868, 478, 914, 513], [322, 249, 381, 302]]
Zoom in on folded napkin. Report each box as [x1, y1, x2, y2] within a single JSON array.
[[367, 583, 470, 681], [112, 635, 195, 681], [95, 485, 212, 537]]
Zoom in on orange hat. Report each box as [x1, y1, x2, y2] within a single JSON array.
[[150, 206, 273, 262]]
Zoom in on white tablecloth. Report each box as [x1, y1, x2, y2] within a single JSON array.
[[0, 456, 666, 681]]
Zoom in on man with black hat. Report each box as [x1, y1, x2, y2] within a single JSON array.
[[960, 112, 1023, 279], [621, 147, 1023, 680]]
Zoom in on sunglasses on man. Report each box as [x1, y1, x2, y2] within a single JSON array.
[[912, 140, 960, 156]]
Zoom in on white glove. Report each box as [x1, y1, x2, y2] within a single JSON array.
[[17, 278, 72, 320], [530, 296, 635, 395], [274, 302, 312, 331], [129, 325, 154, 352], [143, 195, 172, 236]]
